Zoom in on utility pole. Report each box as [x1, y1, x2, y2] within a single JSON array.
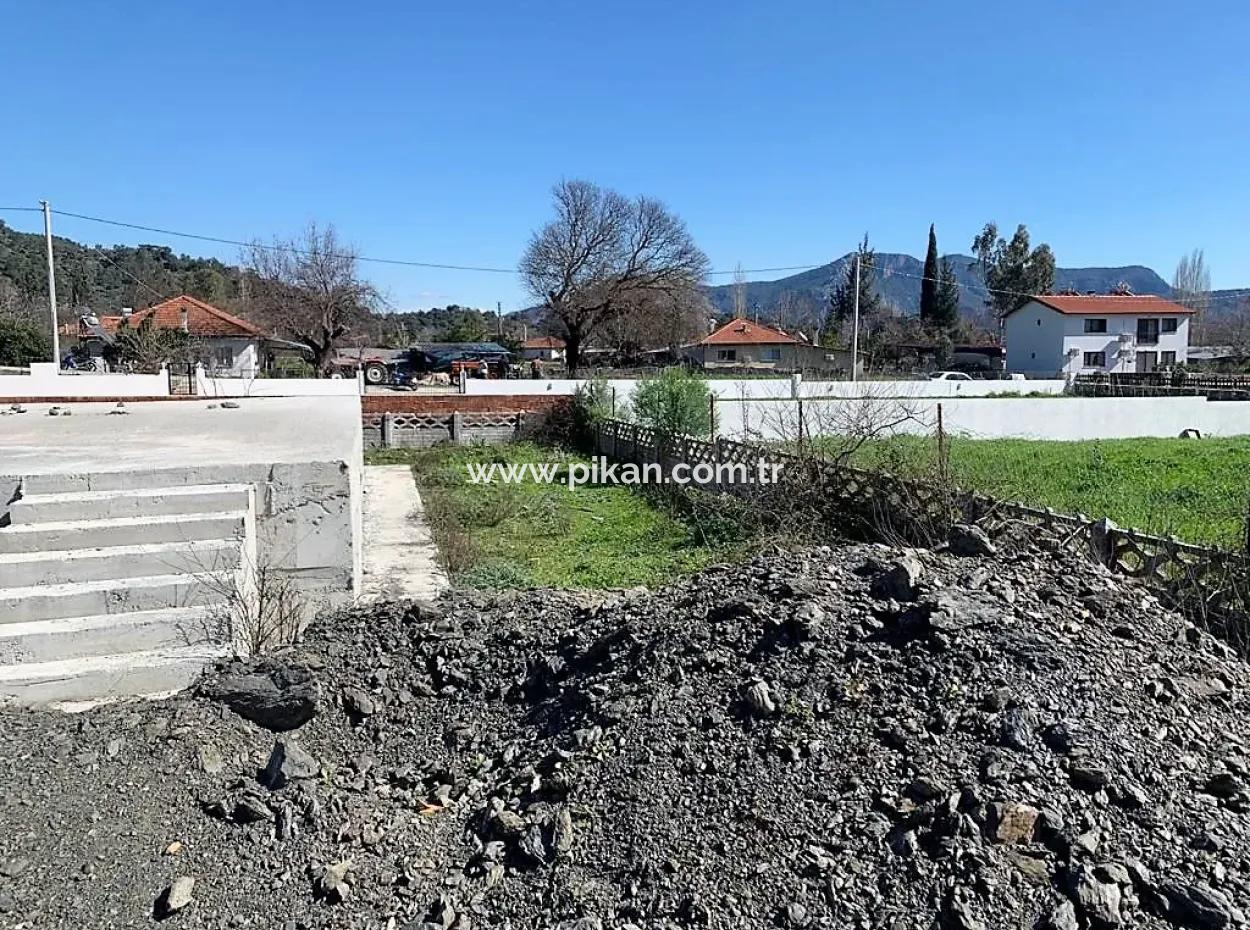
[[41, 200, 60, 367], [850, 253, 860, 382]]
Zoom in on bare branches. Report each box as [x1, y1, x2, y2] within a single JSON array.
[[519, 180, 709, 372], [244, 223, 377, 374]]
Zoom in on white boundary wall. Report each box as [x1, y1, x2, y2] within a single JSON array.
[[0, 363, 170, 398], [196, 368, 363, 397], [463, 376, 1067, 401], [721, 395, 1250, 442]]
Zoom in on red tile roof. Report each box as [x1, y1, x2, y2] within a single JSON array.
[[523, 336, 565, 349], [99, 295, 266, 337], [700, 319, 801, 346], [1018, 294, 1195, 317]]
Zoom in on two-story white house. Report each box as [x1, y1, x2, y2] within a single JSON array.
[[1003, 294, 1193, 378]]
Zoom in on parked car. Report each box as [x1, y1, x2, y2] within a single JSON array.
[[928, 371, 974, 381]]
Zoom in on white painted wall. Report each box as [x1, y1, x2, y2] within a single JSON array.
[[196, 368, 363, 397], [0, 363, 170, 398], [718, 395, 1250, 442], [463, 377, 1067, 401], [1005, 301, 1191, 378]]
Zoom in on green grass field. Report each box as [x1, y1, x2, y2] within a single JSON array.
[[367, 443, 742, 589], [844, 435, 1250, 548]]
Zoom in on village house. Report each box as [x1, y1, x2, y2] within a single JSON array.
[[519, 335, 566, 363], [1004, 294, 1193, 378], [682, 319, 853, 374], [62, 295, 278, 376]]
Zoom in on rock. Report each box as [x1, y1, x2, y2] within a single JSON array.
[[946, 524, 996, 557], [220, 400, 241, 409], [552, 807, 575, 856], [233, 795, 275, 824], [1070, 765, 1110, 792], [157, 876, 196, 916], [260, 738, 320, 790], [870, 555, 923, 602], [491, 809, 526, 838], [743, 679, 776, 717], [200, 657, 320, 731], [1202, 772, 1244, 799], [198, 744, 224, 775], [1160, 882, 1245, 929], [988, 802, 1039, 844], [999, 707, 1036, 750], [1042, 901, 1080, 930], [312, 860, 352, 904], [1073, 868, 1122, 929], [342, 686, 377, 719]]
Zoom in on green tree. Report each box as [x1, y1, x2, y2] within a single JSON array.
[[106, 314, 193, 371], [933, 257, 961, 330], [970, 223, 1056, 318], [920, 224, 940, 324], [0, 316, 52, 366], [630, 367, 713, 437], [826, 235, 882, 337]]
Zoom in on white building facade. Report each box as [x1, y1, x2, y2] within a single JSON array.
[[1004, 295, 1193, 379]]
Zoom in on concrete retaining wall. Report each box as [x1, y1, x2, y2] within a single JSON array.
[[197, 370, 363, 397], [720, 395, 1250, 441], [0, 363, 170, 399], [462, 376, 1067, 401]]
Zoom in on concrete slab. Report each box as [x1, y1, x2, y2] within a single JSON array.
[[360, 465, 448, 602], [0, 397, 361, 474]]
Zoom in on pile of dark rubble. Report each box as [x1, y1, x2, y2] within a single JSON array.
[[3, 529, 1250, 929]]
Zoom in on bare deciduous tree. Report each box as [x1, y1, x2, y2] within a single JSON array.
[[733, 263, 748, 319], [244, 223, 377, 374], [519, 180, 709, 373], [1173, 248, 1211, 341]]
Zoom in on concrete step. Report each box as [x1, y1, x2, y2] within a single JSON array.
[[8, 484, 252, 525], [0, 511, 247, 554], [0, 573, 233, 624], [20, 469, 251, 496], [0, 539, 241, 587], [0, 645, 231, 707], [0, 606, 219, 665]]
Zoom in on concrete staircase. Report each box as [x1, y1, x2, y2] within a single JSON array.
[[0, 475, 256, 707]]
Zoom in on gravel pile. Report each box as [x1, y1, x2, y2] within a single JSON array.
[[2, 534, 1250, 929]]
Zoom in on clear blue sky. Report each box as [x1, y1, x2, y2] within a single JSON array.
[[2, 0, 1247, 310]]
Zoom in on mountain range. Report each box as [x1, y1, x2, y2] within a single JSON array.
[[704, 253, 1182, 323]]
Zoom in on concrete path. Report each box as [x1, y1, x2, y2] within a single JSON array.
[[361, 466, 449, 602]]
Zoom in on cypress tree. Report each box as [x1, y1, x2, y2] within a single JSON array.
[[934, 257, 960, 329], [920, 224, 940, 323]]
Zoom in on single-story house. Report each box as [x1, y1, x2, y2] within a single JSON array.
[[1003, 294, 1194, 378], [520, 335, 566, 363], [63, 295, 274, 376], [682, 319, 853, 374]]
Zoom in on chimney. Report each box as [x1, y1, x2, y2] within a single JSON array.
[[121, 307, 133, 319], [180, 308, 189, 332]]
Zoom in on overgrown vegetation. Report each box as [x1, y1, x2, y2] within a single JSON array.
[[843, 434, 1250, 549], [0, 315, 51, 366], [367, 443, 749, 589], [630, 367, 714, 437]]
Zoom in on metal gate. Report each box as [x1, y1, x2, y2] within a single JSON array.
[[168, 363, 197, 396]]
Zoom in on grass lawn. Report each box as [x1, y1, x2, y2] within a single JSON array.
[[844, 435, 1250, 548], [367, 443, 742, 589]]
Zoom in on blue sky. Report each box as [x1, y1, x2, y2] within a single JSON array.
[[2, 0, 1247, 310]]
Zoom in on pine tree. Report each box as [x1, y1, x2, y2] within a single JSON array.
[[920, 224, 940, 323], [934, 257, 960, 329], [826, 235, 881, 336]]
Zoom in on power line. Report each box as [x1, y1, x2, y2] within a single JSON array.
[[4, 203, 1247, 306]]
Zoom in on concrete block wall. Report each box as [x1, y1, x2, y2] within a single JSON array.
[[362, 395, 570, 449]]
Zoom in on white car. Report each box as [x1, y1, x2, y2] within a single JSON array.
[[928, 371, 974, 381]]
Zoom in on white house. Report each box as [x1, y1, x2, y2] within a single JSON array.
[[520, 336, 566, 363], [1004, 294, 1193, 378]]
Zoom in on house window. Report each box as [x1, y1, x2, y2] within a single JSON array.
[[716, 349, 737, 362], [1136, 318, 1160, 344], [760, 347, 782, 362], [1083, 351, 1107, 368], [215, 346, 234, 369], [1084, 318, 1107, 333], [1161, 351, 1177, 366], [1162, 318, 1178, 334]]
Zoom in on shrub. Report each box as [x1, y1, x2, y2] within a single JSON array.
[[0, 316, 52, 367], [631, 367, 714, 437]]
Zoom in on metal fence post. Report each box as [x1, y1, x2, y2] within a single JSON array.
[[381, 412, 394, 448]]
